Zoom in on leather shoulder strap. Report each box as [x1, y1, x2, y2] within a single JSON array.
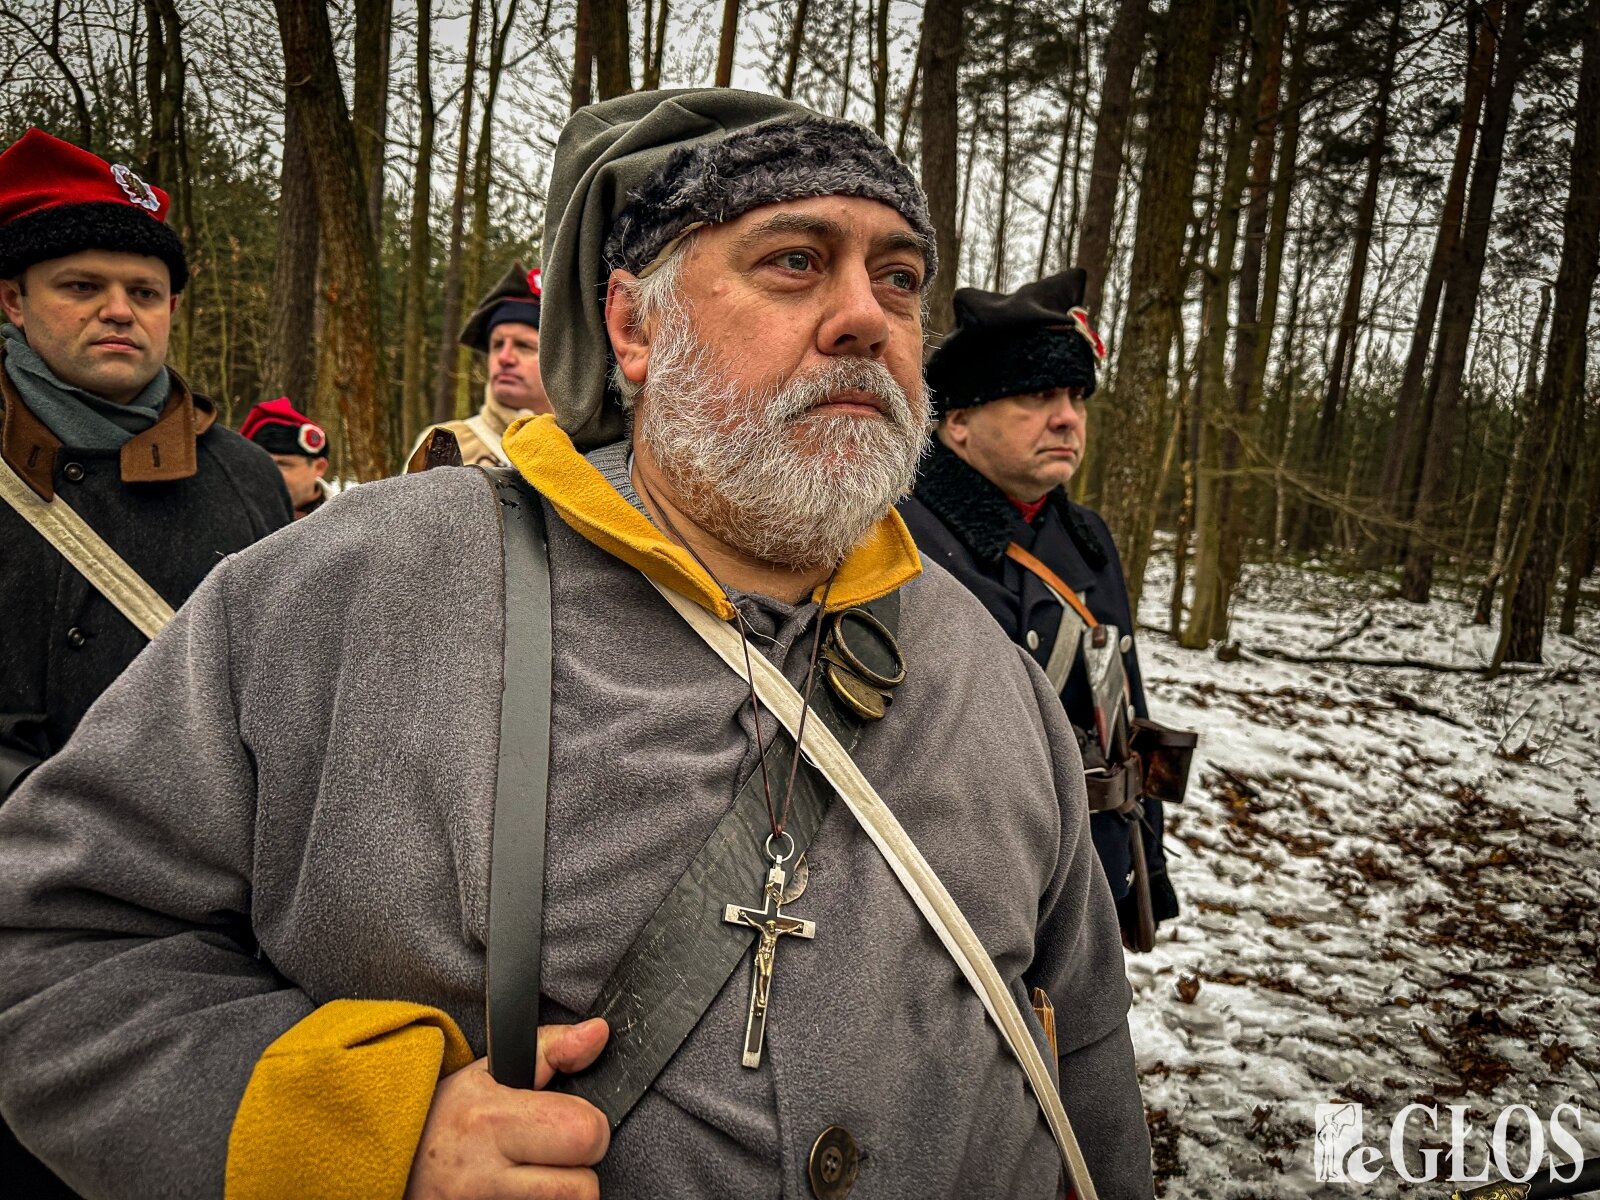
[[0, 451, 175, 639], [1005, 542, 1099, 629], [483, 467, 554, 1087]]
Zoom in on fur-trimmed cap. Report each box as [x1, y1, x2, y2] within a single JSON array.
[[0, 129, 189, 291], [927, 269, 1106, 416], [541, 89, 936, 449], [603, 114, 936, 279]]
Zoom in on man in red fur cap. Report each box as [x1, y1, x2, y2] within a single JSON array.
[[0, 129, 290, 779], [242, 396, 332, 519]]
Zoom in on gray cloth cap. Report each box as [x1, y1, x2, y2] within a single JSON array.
[[541, 88, 936, 450]]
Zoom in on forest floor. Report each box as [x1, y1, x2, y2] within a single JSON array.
[[1126, 555, 1600, 1199]]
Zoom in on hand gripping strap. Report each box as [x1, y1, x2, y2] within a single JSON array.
[[649, 578, 1101, 1200], [0, 452, 175, 639], [484, 469, 553, 1087]]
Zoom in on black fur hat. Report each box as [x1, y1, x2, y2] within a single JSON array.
[[603, 113, 937, 281], [927, 269, 1106, 416]]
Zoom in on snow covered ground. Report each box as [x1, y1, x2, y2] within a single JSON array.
[[1126, 555, 1600, 1198]]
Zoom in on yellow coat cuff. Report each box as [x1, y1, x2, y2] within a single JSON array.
[[226, 999, 474, 1200]]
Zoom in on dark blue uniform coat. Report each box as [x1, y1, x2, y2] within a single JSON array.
[[899, 438, 1178, 924]]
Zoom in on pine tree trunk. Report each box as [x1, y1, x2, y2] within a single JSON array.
[[1369, 0, 1501, 566], [1100, 0, 1222, 614], [456, 0, 520, 418], [871, 0, 888, 137], [1473, 284, 1550, 623], [1184, 24, 1263, 649], [1075, 0, 1150, 319], [265, 103, 321, 413], [781, 0, 809, 99], [274, 0, 392, 479], [572, 0, 593, 108], [593, 0, 630, 98], [401, 0, 435, 452], [431, 0, 482, 424], [1496, 0, 1600, 664], [919, 0, 961, 337], [1401, 0, 1529, 603], [992, 0, 1015, 291], [716, 0, 738, 87], [1297, 0, 1399, 554], [353, 0, 393, 236], [1559, 433, 1600, 634]]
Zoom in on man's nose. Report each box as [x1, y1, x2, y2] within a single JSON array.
[[818, 265, 890, 356], [99, 287, 134, 324]]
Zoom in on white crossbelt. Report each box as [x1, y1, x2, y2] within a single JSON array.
[[463, 414, 511, 466], [649, 578, 1101, 1200], [0, 454, 175, 639]]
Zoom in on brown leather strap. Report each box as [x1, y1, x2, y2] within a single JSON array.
[[1005, 543, 1099, 629], [1083, 757, 1141, 813]]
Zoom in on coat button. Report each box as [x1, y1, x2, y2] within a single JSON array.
[[1025, 629, 1041, 651], [808, 1125, 859, 1199], [62, 462, 86, 482], [66, 627, 87, 648]]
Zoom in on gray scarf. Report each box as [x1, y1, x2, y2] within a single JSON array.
[[1, 324, 170, 451]]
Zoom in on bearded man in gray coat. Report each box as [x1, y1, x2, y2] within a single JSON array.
[[0, 92, 1154, 1200]]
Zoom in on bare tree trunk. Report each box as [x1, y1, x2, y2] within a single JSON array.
[[1402, 0, 1529, 603], [919, 0, 961, 337], [572, 0, 592, 108], [143, 0, 191, 368], [1075, 0, 1150, 319], [353, 0, 393, 235], [456, 0, 520, 417], [647, 0, 669, 88], [401, 0, 435, 452], [839, 0, 859, 117], [1037, 111, 1072, 277], [1369, 0, 1501, 565], [1299, 0, 1400, 552], [1473, 284, 1550, 623], [1497, 0, 1600, 664], [871, 0, 889, 137], [1184, 21, 1263, 648], [274, 0, 393, 479], [265, 103, 320, 410], [1099, 0, 1221, 613], [593, 0, 630, 99], [1559, 431, 1599, 634], [431, 0, 483, 424], [716, 0, 738, 87], [991, 0, 1015, 292], [894, 38, 920, 157], [781, 0, 809, 98]]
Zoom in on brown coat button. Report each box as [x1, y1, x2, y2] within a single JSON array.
[[62, 462, 85, 482], [808, 1125, 859, 1199]]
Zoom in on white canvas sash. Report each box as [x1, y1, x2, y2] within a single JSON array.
[[464, 414, 511, 466], [648, 578, 1100, 1200], [0, 454, 174, 639]]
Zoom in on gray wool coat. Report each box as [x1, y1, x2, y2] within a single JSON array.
[[0, 463, 1153, 1200]]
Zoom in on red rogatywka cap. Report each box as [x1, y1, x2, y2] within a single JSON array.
[[0, 128, 189, 291], [240, 397, 328, 457]]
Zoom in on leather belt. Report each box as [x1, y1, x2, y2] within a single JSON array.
[[1084, 756, 1141, 813]]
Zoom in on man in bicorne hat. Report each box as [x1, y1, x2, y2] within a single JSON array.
[[0, 96, 1153, 1199], [0, 127, 290, 1197], [900, 270, 1185, 953], [409, 262, 549, 469], [241, 396, 332, 519]]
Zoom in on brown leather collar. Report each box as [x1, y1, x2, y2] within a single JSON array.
[[0, 344, 211, 500]]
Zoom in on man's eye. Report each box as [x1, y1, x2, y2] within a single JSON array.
[[883, 269, 920, 292], [775, 251, 814, 272]]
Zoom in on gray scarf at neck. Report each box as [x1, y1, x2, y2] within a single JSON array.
[[2, 323, 170, 451]]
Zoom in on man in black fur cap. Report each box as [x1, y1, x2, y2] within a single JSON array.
[[900, 269, 1184, 952]]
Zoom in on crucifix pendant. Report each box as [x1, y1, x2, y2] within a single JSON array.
[[723, 859, 816, 1068]]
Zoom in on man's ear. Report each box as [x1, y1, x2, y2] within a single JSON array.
[[168, 293, 181, 315], [604, 269, 650, 387], [0, 276, 25, 328], [312, 457, 329, 480], [937, 409, 968, 451]]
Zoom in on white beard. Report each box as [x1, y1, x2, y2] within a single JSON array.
[[635, 304, 930, 571]]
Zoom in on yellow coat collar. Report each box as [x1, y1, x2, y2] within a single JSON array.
[[502, 413, 921, 620]]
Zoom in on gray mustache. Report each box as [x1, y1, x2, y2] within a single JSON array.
[[769, 359, 918, 427]]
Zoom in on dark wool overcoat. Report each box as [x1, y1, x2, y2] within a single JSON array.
[[0, 374, 292, 780], [899, 438, 1176, 919]]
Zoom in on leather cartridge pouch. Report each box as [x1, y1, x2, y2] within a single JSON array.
[[1130, 717, 1197, 805]]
